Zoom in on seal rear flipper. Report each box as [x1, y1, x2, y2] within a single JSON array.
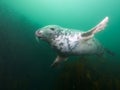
[[81, 17, 109, 40], [51, 55, 68, 68], [96, 48, 115, 61], [104, 48, 115, 56]]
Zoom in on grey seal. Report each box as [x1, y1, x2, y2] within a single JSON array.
[[35, 17, 112, 67]]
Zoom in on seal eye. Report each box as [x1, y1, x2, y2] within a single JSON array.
[[50, 27, 55, 31]]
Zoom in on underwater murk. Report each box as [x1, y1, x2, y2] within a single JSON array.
[[0, 0, 120, 90]]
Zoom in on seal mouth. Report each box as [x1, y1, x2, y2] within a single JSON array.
[[35, 30, 42, 38]]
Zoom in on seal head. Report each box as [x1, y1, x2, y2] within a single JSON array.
[[35, 25, 63, 42]]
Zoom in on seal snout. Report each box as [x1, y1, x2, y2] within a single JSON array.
[[35, 30, 42, 38]]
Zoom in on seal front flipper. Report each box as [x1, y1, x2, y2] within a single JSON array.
[[81, 17, 109, 40], [51, 55, 68, 68]]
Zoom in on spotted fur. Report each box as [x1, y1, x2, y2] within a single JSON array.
[[35, 17, 110, 67]]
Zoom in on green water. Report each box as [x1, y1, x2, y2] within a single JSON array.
[[0, 0, 120, 90]]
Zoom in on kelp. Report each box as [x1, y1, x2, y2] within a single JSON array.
[[54, 56, 120, 90]]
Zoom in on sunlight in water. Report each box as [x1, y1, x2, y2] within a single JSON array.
[[2, 0, 118, 26]]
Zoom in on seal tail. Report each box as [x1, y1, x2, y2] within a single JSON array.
[[96, 47, 115, 58], [104, 48, 115, 56]]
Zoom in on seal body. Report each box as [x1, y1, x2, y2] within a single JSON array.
[[49, 28, 104, 56], [35, 17, 109, 67]]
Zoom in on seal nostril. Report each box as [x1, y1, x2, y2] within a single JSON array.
[[35, 30, 43, 38]]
